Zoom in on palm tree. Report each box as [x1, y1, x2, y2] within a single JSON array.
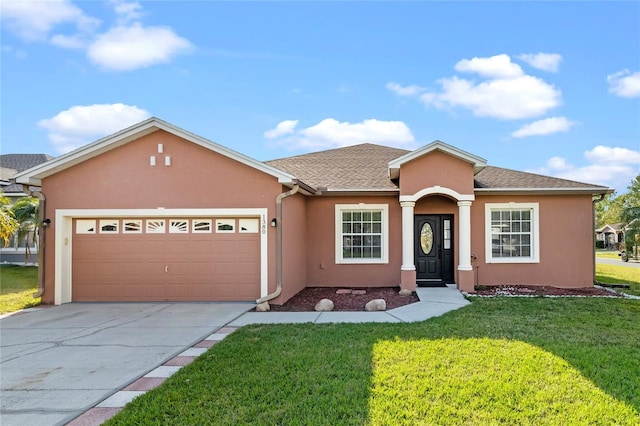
[[0, 192, 19, 247], [11, 197, 39, 261]]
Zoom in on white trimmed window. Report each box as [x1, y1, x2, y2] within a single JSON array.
[[485, 203, 540, 263], [239, 218, 259, 233], [335, 204, 389, 264], [169, 219, 189, 233], [216, 219, 235, 233], [76, 219, 96, 234], [146, 219, 166, 234], [99, 220, 118, 234], [192, 219, 212, 233], [123, 220, 142, 234]]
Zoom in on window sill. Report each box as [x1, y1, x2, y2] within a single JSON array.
[[486, 258, 540, 264], [336, 259, 389, 265]]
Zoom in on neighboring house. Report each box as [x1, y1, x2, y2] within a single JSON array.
[[595, 223, 625, 249], [0, 154, 54, 264], [15, 118, 612, 306]]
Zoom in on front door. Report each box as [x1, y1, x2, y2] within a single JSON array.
[[414, 214, 454, 286]]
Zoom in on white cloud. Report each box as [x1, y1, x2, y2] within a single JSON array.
[[87, 23, 192, 71], [584, 145, 640, 164], [389, 54, 562, 120], [454, 54, 524, 78], [0, 0, 100, 42], [49, 34, 87, 49], [511, 116, 576, 138], [421, 74, 561, 120], [264, 120, 299, 139], [1, 0, 192, 72], [532, 145, 640, 190], [38, 103, 151, 153], [517, 53, 563, 72], [110, 0, 144, 24], [607, 69, 640, 98], [266, 118, 417, 151], [386, 82, 426, 96]]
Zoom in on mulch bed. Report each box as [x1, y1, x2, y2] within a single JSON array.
[[268, 287, 419, 312], [266, 284, 623, 312]]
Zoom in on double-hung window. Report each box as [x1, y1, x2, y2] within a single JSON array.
[[335, 204, 389, 264], [485, 203, 539, 263]]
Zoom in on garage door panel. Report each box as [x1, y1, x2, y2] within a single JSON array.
[[72, 217, 261, 302]]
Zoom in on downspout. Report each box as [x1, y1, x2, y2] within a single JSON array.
[[256, 184, 300, 304], [22, 185, 46, 298], [592, 194, 605, 285]]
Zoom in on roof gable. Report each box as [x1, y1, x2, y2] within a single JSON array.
[[16, 118, 296, 187], [388, 140, 487, 179]]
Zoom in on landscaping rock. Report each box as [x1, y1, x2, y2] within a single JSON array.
[[315, 298, 334, 311], [256, 302, 270, 312], [365, 299, 386, 311], [398, 288, 413, 297]]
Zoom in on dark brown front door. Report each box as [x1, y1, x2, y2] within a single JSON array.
[[414, 214, 454, 286]]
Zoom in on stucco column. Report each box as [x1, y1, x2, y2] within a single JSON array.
[[457, 200, 474, 291], [400, 201, 417, 290]]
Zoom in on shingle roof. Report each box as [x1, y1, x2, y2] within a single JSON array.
[[0, 154, 53, 194], [265, 143, 610, 193], [0, 154, 54, 172], [474, 166, 610, 190], [266, 143, 410, 190]]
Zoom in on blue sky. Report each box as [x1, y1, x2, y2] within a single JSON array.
[[2, 1, 639, 193]]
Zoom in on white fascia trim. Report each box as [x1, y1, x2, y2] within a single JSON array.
[[334, 203, 389, 265], [54, 207, 269, 305], [16, 120, 159, 186], [475, 187, 613, 195], [484, 202, 540, 264], [399, 186, 475, 203], [389, 140, 487, 179], [16, 117, 297, 186]]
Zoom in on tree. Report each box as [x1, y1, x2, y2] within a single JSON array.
[[0, 192, 18, 247], [595, 192, 625, 227], [11, 197, 39, 261], [621, 174, 640, 257]]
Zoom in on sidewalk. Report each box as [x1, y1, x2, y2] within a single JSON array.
[[229, 284, 470, 326]]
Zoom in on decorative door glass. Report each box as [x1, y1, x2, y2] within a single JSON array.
[[420, 222, 434, 255]]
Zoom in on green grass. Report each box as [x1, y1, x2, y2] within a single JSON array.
[[596, 263, 640, 296], [596, 250, 623, 259], [107, 298, 640, 425], [0, 265, 40, 314]]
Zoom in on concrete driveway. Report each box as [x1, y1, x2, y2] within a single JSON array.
[[0, 302, 253, 426]]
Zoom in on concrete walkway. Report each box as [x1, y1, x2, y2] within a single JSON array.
[[230, 284, 469, 326]]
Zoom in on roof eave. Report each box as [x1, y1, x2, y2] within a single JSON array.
[[474, 187, 614, 195]]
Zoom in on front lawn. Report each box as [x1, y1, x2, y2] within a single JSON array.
[[596, 250, 623, 259], [107, 298, 640, 425], [596, 263, 640, 296], [0, 265, 39, 314]]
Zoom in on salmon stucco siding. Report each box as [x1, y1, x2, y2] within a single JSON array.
[[471, 194, 595, 288], [15, 118, 611, 306]]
